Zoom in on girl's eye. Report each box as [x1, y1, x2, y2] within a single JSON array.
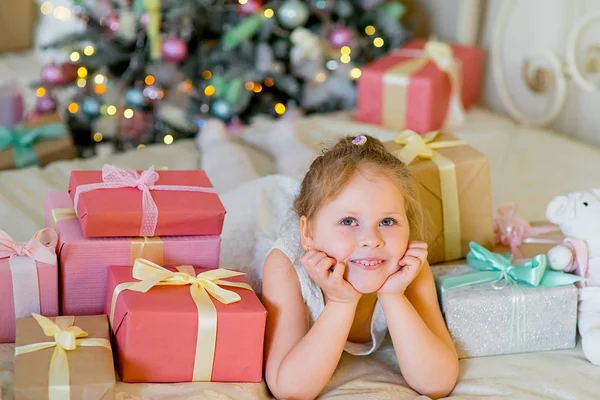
[[380, 218, 396, 227], [341, 217, 357, 226]]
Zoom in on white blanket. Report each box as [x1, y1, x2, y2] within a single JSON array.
[[1, 109, 600, 399]]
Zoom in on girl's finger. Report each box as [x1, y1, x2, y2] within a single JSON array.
[[331, 261, 346, 282], [408, 241, 428, 250]]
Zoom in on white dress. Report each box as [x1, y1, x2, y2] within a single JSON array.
[[218, 174, 388, 355]]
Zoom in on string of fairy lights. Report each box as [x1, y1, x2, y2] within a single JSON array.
[[36, 0, 392, 148]]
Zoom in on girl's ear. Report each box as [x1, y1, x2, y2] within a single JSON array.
[[300, 216, 313, 251]]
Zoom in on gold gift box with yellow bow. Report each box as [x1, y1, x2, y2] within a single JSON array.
[[384, 130, 493, 265], [14, 314, 115, 400]]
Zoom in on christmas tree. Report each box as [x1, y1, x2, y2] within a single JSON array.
[[34, 0, 413, 154]]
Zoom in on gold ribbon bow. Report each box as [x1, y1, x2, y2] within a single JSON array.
[[393, 130, 467, 260], [14, 313, 112, 400], [109, 258, 253, 381], [384, 38, 466, 130]]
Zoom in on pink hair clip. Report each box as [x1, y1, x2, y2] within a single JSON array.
[[352, 135, 367, 145]]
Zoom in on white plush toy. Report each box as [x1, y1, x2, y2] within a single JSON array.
[[197, 119, 260, 193], [546, 190, 600, 365]]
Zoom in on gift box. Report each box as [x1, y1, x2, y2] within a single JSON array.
[[68, 164, 226, 238], [492, 203, 564, 260], [14, 314, 115, 399], [433, 243, 582, 358], [106, 260, 267, 383], [0, 229, 58, 343], [0, 84, 24, 127], [384, 130, 493, 264], [0, 112, 77, 171], [45, 191, 222, 316], [357, 38, 483, 133], [0, 0, 35, 53]]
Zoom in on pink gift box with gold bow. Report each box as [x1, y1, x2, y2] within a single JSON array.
[[106, 260, 267, 383], [356, 38, 483, 133], [0, 229, 58, 343], [67, 165, 226, 238], [45, 192, 221, 316]]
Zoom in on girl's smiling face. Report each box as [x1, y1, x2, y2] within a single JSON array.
[[301, 168, 410, 294]]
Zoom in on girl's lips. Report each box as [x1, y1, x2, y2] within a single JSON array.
[[349, 258, 386, 270]]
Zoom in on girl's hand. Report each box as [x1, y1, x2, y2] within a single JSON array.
[[377, 241, 428, 298], [301, 250, 362, 304]]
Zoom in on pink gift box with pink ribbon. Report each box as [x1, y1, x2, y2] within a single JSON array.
[[45, 191, 222, 316], [67, 165, 226, 238], [0, 229, 58, 343]]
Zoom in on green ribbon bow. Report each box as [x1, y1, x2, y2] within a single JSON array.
[[436, 242, 585, 293], [0, 123, 66, 169], [210, 75, 245, 105]]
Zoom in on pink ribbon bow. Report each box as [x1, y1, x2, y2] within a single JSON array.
[[0, 228, 58, 264], [73, 165, 217, 237], [493, 203, 560, 260], [0, 228, 58, 319]]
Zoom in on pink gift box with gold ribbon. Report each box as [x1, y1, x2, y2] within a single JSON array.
[[0, 229, 58, 343], [45, 191, 221, 316], [356, 38, 483, 133], [106, 260, 266, 383]]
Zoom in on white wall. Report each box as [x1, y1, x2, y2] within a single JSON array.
[[421, 0, 600, 146]]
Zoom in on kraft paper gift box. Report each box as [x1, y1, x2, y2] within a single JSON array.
[[0, 229, 58, 343], [67, 164, 226, 238], [0, 112, 77, 171], [357, 38, 483, 133], [106, 260, 267, 383], [0, 0, 35, 53], [45, 191, 222, 316], [433, 243, 583, 359], [384, 130, 493, 265], [14, 314, 115, 400]]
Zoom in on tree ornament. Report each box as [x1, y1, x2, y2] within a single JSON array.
[[277, 0, 310, 29], [161, 36, 189, 63]]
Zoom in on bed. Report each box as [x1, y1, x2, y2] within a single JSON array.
[[2, 1, 600, 399]]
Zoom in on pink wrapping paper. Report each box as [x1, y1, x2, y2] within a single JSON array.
[[0, 84, 24, 127], [0, 258, 57, 343], [45, 192, 222, 316]]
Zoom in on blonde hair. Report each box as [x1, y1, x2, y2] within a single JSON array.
[[294, 135, 429, 241]]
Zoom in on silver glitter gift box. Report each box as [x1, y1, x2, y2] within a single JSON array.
[[433, 263, 578, 358]]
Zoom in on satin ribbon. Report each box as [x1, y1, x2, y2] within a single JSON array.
[[130, 236, 163, 265], [393, 130, 467, 260], [436, 242, 585, 294], [108, 258, 253, 381], [384, 38, 466, 130], [73, 164, 217, 237], [493, 203, 562, 260], [14, 313, 112, 400], [50, 208, 77, 228], [143, 0, 162, 60], [0, 123, 66, 168], [0, 229, 58, 319]]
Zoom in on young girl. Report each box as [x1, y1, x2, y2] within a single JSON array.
[[261, 134, 459, 400]]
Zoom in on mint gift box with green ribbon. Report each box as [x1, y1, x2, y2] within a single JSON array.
[[433, 242, 584, 359], [0, 115, 75, 170]]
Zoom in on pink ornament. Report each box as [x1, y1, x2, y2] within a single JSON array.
[[140, 12, 149, 28], [106, 13, 120, 31], [327, 26, 354, 49], [161, 36, 189, 63], [238, 0, 263, 15], [36, 93, 58, 114], [41, 64, 66, 88]]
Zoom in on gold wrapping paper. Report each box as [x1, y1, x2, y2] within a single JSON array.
[[385, 131, 493, 264]]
